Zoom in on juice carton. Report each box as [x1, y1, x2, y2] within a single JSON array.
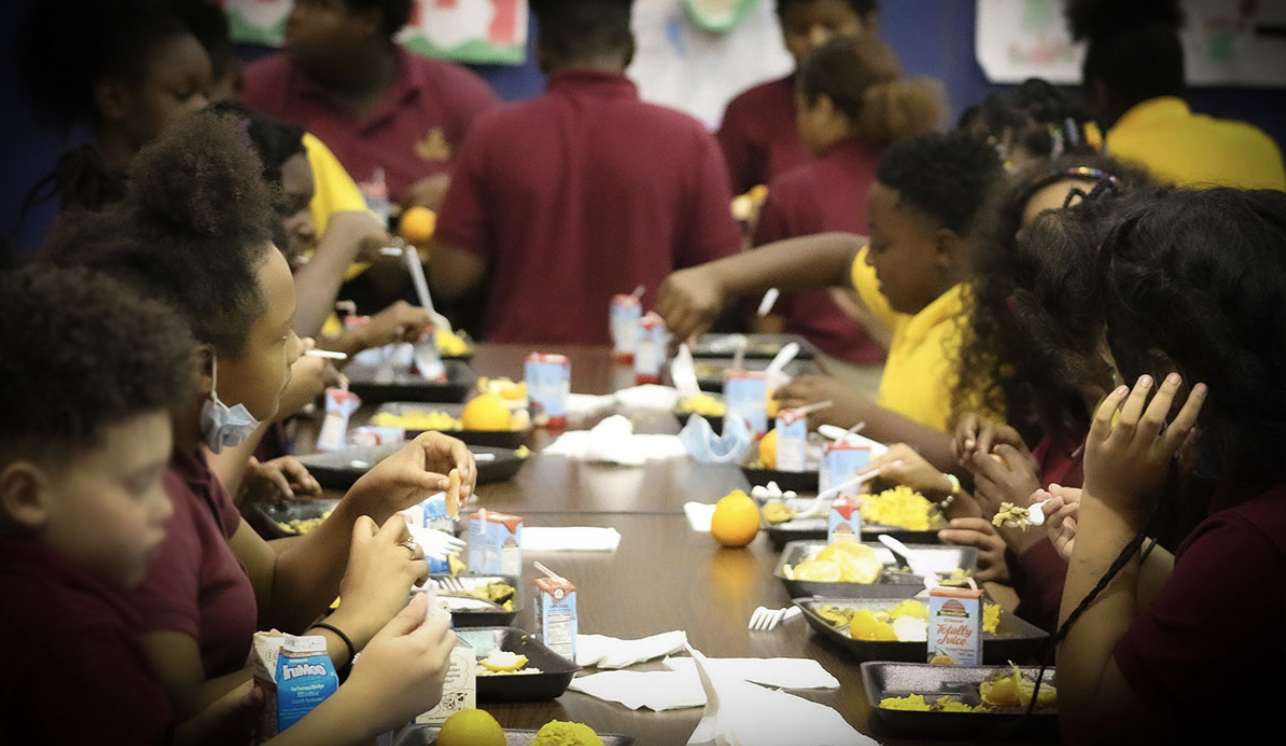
[[467, 510, 523, 576], [316, 388, 362, 452], [828, 494, 863, 544], [413, 636, 477, 725], [346, 425, 405, 448], [524, 353, 570, 428], [819, 440, 871, 493], [534, 575, 578, 661], [250, 632, 339, 742], [928, 586, 984, 665], [634, 312, 667, 385], [725, 370, 768, 435], [774, 408, 809, 472], [403, 493, 458, 574], [610, 293, 642, 362]]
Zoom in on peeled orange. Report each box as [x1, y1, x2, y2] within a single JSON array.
[[711, 490, 760, 547], [461, 393, 514, 431], [398, 205, 437, 245], [758, 429, 778, 469]]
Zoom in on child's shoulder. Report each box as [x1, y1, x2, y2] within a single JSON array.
[[0, 539, 136, 641]]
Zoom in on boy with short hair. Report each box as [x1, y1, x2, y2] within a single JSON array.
[[0, 265, 195, 744], [431, 0, 741, 344], [657, 131, 1005, 472]]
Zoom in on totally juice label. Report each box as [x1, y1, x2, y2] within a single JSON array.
[[928, 587, 983, 665]]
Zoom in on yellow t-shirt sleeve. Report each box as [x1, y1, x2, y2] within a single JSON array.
[[302, 133, 371, 284], [849, 246, 899, 330]]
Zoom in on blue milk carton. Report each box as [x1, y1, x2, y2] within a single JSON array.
[[524, 353, 570, 428], [724, 370, 768, 435], [534, 574, 578, 662], [467, 510, 523, 576], [819, 441, 871, 494], [251, 632, 339, 742], [404, 493, 457, 573], [774, 408, 809, 472]]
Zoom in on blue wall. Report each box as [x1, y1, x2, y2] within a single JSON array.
[[4, 0, 1283, 257]]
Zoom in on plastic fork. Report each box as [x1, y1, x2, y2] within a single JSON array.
[[436, 575, 468, 593], [791, 469, 886, 520], [405, 524, 466, 562], [748, 605, 802, 631]]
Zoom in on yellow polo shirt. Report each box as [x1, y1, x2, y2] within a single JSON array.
[[302, 134, 377, 337], [850, 247, 975, 432], [1106, 97, 1285, 191]]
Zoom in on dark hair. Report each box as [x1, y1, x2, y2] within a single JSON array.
[[0, 265, 195, 463], [170, 0, 235, 84], [531, 0, 633, 61], [1098, 187, 1286, 484], [958, 79, 1094, 164], [953, 154, 1151, 444], [342, 0, 414, 36], [1066, 0, 1186, 109], [776, 0, 879, 22], [17, 0, 193, 133], [874, 131, 1005, 235], [40, 112, 277, 357], [209, 101, 307, 188], [796, 36, 943, 148]]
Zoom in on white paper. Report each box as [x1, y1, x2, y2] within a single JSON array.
[[567, 669, 707, 711], [542, 415, 688, 464], [520, 527, 622, 552], [684, 502, 716, 532], [664, 657, 839, 690], [577, 631, 688, 669], [614, 384, 682, 411]]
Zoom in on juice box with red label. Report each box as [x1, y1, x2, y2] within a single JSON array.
[[524, 353, 570, 428], [928, 586, 984, 665], [828, 494, 863, 544], [467, 510, 523, 576], [819, 441, 871, 493], [634, 312, 667, 385], [534, 575, 578, 661], [774, 408, 809, 472], [725, 370, 768, 434], [610, 294, 642, 362]]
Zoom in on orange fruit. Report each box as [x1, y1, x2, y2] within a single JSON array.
[[398, 205, 437, 245], [461, 393, 514, 431], [711, 490, 760, 547], [758, 428, 778, 469], [437, 709, 505, 746]]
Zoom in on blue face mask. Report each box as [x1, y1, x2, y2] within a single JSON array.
[[200, 355, 261, 454], [678, 413, 752, 465]]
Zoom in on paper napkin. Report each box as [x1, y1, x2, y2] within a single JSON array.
[[520, 527, 622, 552], [577, 631, 688, 669]]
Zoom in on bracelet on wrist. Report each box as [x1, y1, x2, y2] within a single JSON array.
[[309, 621, 356, 678], [940, 473, 961, 509]]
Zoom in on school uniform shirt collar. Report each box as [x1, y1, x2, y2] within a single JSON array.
[[168, 442, 215, 495], [295, 47, 424, 119], [546, 69, 639, 98], [1107, 97, 1191, 141], [897, 282, 966, 348]]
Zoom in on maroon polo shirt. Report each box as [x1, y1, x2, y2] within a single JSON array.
[[436, 69, 742, 345], [754, 135, 885, 364], [717, 75, 811, 195], [1006, 435, 1083, 632], [1, 538, 174, 745], [1113, 480, 1286, 736], [241, 48, 498, 201], [126, 445, 258, 679]]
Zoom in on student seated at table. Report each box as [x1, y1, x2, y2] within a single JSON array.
[[41, 111, 474, 720], [753, 35, 943, 368], [658, 131, 1005, 472], [15, 0, 211, 216], [1066, 0, 1285, 190], [0, 265, 460, 746], [717, 0, 880, 196], [430, 0, 742, 345], [1036, 187, 1286, 742], [240, 0, 499, 212]]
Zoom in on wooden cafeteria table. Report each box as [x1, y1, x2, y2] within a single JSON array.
[[322, 344, 1045, 744]]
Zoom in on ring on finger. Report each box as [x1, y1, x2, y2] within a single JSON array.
[[400, 538, 419, 555]]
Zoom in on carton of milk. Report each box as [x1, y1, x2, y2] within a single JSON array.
[[403, 492, 457, 574], [725, 370, 769, 435], [413, 636, 477, 725], [827, 494, 863, 544], [819, 440, 871, 493], [774, 408, 809, 472], [250, 632, 339, 742], [467, 511, 523, 576], [534, 574, 578, 662], [928, 586, 984, 665]]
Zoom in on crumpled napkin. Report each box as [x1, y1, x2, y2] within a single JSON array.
[[577, 630, 688, 669], [684, 502, 716, 532], [686, 645, 874, 746], [565, 393, 616, 416], [679, 414, 752, 464], [566, 652, 841, 712], [521, 527, 622, 552], [614, 384, 682, 411], [542, 415, 687, 465]]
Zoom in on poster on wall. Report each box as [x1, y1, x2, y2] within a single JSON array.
[[976, 0, 1286, 88], [225, 0, 529, 65]]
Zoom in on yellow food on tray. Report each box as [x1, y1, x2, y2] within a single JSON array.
[[817, 599, 1002, 635], [477, 376, 527, 402], [980, 663, 1057, 707], [441, 581, 517, 611], [861, 485, 941, 531], [676, 393, 727, 417], [532, 720, 605, 746], [992, 501, 1034, 529], [369, 410, 462, 431], [782, 540, 883, 583], [276, 509, 333, 535], [435, 327, 473, 357], [880, 694, 989, 713], [761, 501, 796, 525]]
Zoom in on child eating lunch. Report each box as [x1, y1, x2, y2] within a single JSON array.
[[40, 110, 472, 725]]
